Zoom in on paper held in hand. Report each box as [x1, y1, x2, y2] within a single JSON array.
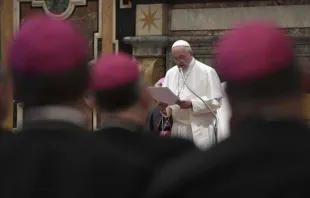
[[148, 87, 179, 105]]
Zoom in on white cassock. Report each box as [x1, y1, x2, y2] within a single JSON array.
[[163, 58, 223, 150], [217, 82, 231, 142]]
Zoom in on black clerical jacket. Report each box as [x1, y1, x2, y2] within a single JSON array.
[[0, 110, 93, 198], [91, 119, 198, 198], [146, 118, 310, 198]]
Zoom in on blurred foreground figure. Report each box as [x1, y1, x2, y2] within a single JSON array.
[[146, 20, 310, 198], [90, 53, 198, 198], [0, 14, 92, 198]]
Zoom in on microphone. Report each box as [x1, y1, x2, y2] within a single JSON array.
[[179, 68, 218, 144]]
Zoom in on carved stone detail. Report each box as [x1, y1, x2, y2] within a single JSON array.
[[31, 0, 86, 19], [133, 45, 165, 57], [137, 58, 165, 86]]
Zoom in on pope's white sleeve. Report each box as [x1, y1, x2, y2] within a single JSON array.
[[191, 68, 224, 116], [191, 97, 222, 116]]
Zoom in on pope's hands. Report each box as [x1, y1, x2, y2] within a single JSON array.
[[157, 100, 192, 112], [176, 100, 192, 109]]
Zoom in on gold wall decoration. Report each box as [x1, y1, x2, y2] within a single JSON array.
[[138, 6, 160, 33], [136, 4, 168, 36]]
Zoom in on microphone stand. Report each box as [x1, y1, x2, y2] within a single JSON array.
[[179, 68, 218, 144]]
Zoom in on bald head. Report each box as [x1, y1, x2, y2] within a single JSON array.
[[171, 40, 193, 69]]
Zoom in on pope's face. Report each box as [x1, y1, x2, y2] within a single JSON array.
[[172, 46, 192, 69]]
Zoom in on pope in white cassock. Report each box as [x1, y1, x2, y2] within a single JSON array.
[[158, 40, 223, 150]]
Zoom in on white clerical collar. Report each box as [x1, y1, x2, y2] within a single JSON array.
[[24, 105, 87, 128]]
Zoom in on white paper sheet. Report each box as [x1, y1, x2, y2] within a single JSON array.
[[148, 87, 179, 105]]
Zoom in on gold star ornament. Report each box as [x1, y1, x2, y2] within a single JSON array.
[[139, 6, 160, 32]]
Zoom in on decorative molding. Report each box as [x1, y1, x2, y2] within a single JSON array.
[[94, 0, 103, 58], [124, 35, 310, 46], [124, 34, 310, 70], [14, 0, 85, 30], [12, 101, 24, 131], [92, 110, 98, 130], [120, 0, 132, 9], [16, 102, 24, 129], [113, 0, 118, 52], [31, 0, 86, 19], [102, 0, 114, 53], [113, 40, 119, 52]]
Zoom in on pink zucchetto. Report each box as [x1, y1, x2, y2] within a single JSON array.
[[215, 19, 294, 81], [9, 14, 89, 75], [158, 78, 165, 84], [91, 52, 140, 90]]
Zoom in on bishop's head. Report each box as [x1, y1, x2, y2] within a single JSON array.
[[215, 19, 303, 122], [9, 14, 90, 107], [91, 52, 152, 122]]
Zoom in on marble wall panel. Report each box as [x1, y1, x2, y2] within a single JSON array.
[[171, 5, 310, 31]]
